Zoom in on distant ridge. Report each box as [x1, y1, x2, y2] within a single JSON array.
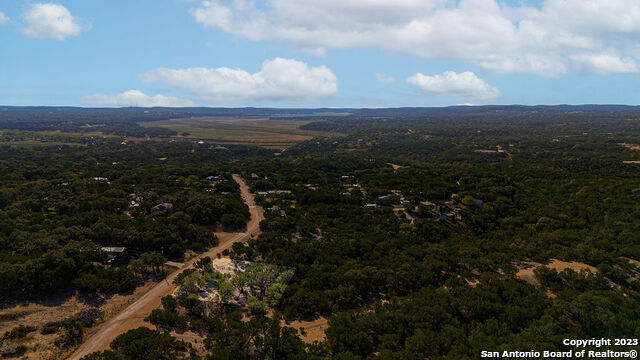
[[2, 104, 640, 120]]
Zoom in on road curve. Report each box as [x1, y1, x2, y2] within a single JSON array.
[[68, 174, 264, 360]]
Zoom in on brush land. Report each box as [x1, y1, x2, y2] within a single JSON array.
[[3, 106, 640, 359]]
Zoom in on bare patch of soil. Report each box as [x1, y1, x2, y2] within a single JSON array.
[[515, 259, 599, 287], [619, 143, 640, 151], [0, 281, 157, 360], [286, 317, 329, 343]]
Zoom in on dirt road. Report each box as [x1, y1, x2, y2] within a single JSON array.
[[68, 174, 264, 360]]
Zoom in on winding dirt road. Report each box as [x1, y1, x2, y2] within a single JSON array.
[[68, 174, 264, 359]]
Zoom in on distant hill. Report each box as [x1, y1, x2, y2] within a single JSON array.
[[2, 105, 640, 137], [3, 104, 640, 120]]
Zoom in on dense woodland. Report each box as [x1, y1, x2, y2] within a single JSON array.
[[0, 140, 252, 300], [3, 109, 640, 358]]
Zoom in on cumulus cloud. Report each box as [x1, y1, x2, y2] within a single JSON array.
[[21, 3, 87, 40], [407, 71, 500, 101], [375, 73, 396, 84], [80, 90, 195, 107], [137, 58, 338, 104], [569, 54, 638, 74], [188, 0, 640, 76], [0, 12, 9, 24]]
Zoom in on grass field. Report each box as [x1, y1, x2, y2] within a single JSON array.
[[139, 117, 321, 148]]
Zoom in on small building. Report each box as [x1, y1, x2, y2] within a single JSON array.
[[101, 247, 128, 264], [365, 203, 378, 208], [342, 192, 352, 197], [378, 195, 390, 200], [472, 199, 484, 209], [151, 203, 173, 213], [268, 190, 292, 195], [271, 206, 286, 217]]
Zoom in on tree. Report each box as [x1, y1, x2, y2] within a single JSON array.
[[109, 327, 189, 360], [161, 295, 178, 311]]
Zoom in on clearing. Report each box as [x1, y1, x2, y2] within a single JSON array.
[[619, 143, 640, 151], [139, 117, 321, 148], [515, 259, 599, 287], [0, 282, 157, 360]]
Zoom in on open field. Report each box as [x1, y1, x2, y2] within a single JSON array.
[[139, 117, 322, 148]]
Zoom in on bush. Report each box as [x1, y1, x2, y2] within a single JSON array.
[[77, 308, 102, 327], [2, 325, 36, 340], [55, 318, 84, 348], [0, 341, 26, 356], [147, 309, 188, 330], [110, 327, 189, 360], [41, 321, 60, 335], [161, 295, 178, 311]]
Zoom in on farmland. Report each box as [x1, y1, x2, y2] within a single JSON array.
[[138, 117, 323, 148], [0, 116, 327, 149]]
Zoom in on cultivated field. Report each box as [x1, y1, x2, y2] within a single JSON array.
[[139, 117, 321, 148]]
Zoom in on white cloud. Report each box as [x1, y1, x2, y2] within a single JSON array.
[[189, 0, 640, 76], [21, 3, 87, 40], [137, 58, 338, 104], [407, 71, 500, 101], [80, 90, 195, 107], [570, 54, 638, 74], [375, 73, 396, 84], [0, 12, 10, 24]]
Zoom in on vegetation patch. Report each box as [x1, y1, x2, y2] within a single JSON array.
[[175, 257, 294, 310]]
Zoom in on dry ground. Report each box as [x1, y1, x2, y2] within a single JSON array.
[[286, 318, 330, 343], [0, 282, 157, 360], [515, 259, 599, 287], [619, 143, 640, 151]]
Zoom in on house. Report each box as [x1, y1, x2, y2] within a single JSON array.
[[206, 175, 217, 181], [271, 206, 286, 216], [472, 198, 484, 209], [101, 246, 126, 253], [267, 190, 292, 196], [101, 247, 128, 264], [251, 173, 259, 178], [151, 203, 173, 213], [441, 212, 454, 218]]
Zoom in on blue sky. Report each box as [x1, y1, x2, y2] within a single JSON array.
[[1, 0, 640, 107]]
